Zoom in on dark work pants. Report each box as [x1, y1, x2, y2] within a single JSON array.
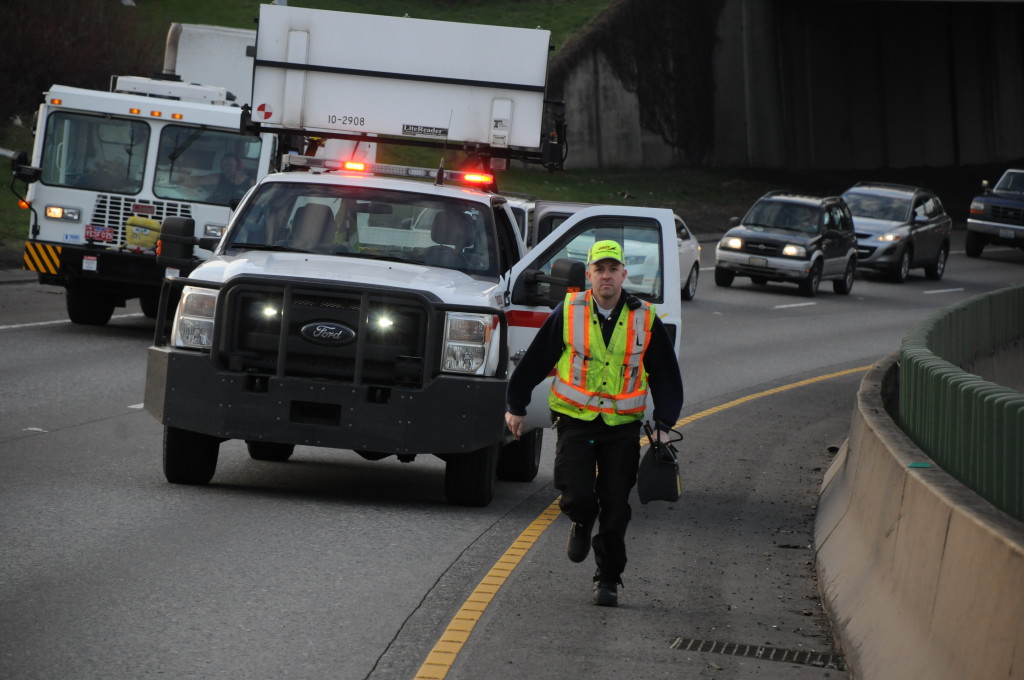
[[553, 420, 641, 582]]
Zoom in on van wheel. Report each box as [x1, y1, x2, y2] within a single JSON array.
[[66, 284, 116, 326], [681, 264, 699, 300], [163, 426, 220, 485], [965, 231, 985, 258], [833, 258, 855, 295], [444, 444, 498, 507], [497, 429, 542, 482], [798, 262, 822, 297], [246, 441, 295, 462], [925, 245, 948, 280], [714, 267, 734, 287]]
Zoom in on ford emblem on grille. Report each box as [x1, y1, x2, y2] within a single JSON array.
[[300, 321, 356, 345]]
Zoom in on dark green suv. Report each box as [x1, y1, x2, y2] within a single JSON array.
[[715, 192, 858, 297]]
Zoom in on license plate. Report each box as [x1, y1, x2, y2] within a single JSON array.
[[999, 228, 1015, 239], [748, 256, 768, 268]]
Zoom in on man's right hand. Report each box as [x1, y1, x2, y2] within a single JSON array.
[[504, 412, 525, 440]]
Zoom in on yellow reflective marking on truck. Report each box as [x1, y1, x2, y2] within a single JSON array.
[[23, 241, 61, 275], [413, 364, 871, 679]]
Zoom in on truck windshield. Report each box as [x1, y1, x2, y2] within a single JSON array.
[[153, 126, 262, 206], [227, 182, 501, 277], [39, 112, 148, 194]]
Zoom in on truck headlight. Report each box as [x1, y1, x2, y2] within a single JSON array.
[[172, 286, 218, 350], [720, 236, 743, 250], [782, 244, 806, 257], [442, 312, 496, 375]]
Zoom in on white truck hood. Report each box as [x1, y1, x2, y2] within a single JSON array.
[[187, 251, 502, 307]]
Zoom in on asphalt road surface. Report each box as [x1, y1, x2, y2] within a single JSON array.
[[1, 230, 1021, 679]]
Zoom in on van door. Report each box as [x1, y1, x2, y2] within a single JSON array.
[[502, 205, 682, 431]]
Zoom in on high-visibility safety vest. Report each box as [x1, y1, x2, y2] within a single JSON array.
[[548, 290, 655, 425]]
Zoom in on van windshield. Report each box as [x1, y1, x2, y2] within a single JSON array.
[[226, 182, 500, 278]]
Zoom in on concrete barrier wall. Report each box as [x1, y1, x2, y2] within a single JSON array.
[[815, 355, 1024, 680]]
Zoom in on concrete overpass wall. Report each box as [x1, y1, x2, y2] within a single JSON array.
[[548, 0, 1024, 170]]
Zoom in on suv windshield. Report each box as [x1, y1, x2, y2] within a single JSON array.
[[744, 200, 820, 234], [842, 192, 911, 221], [226, 182, 500, 277]]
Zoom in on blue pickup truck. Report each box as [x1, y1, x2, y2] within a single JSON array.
[[966, 168, 1024, 258]]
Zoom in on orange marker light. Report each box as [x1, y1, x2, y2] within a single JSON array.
[[150, 110, 162, 117], [129, 108, 141, 115], [50, 98, 63, 106], [344, 161, 366, 172], [171, 113, 183, 120], [18, 199, 30, 209]]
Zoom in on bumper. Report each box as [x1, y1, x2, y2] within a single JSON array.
[[855, 240, 904, 271], [23, 240, 189, 293], [145, 346, 506, 455], [967, 218, 1024, 243], [715, 249, 812, 281]]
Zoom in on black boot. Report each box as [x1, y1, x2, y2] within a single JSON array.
[[566, 519, 595, 563], [592, 577, 621, 607]]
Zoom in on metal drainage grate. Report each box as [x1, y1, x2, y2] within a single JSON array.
[[670, 638, 845, 671]]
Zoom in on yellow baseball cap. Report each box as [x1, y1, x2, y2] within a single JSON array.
[[587, 240, 625, 265]]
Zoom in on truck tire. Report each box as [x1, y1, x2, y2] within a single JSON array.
[[444, 443, 498, 507], [246, 441, 295, 462], [139, 294, 160, 319], [66, 284, 116, 326], [163, 426, 219, 485], [497, 429, 542, 482], [965, 231, 985, 258]]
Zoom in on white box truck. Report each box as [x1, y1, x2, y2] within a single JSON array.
[[143, 6, 682, 506]]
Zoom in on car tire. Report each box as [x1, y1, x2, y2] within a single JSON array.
[[833, 258, 855, 295], [497, 429, 542, 482], [891, 249, 911, 283], [681, 264, 699, 300], [246, 441, 295, 462], [163, 426, 220, 485], [66, 284, 116, 326], [798, 261, 822, 297], [714, 267, 734, 288], [965, 231, 985, 258], [925, 245, 948, 280], [444, 443, 498, 507]]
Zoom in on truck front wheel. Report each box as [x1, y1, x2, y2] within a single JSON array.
[[163, 426, 220, 485], [444, 444, 498, 507], [66, 284, 116, 326], [497, 429, 542, 482]]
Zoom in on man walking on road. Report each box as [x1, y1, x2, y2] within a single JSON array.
[[505, 240, 683, 607]]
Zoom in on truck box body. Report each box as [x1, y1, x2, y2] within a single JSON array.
[[164, 23, 258, 106], [250, 5, 550, 149]]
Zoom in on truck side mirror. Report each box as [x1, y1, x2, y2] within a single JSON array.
[[156, 216, 198, 269], [514, 257, 586, 307]]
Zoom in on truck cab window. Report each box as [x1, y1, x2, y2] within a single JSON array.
[[154, 126, 261, 206], [40, 112, 148, 194]]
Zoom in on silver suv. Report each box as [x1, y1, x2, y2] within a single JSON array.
[[715, 192, 857, 297]]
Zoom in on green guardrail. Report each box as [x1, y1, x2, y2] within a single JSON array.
[[899, 284, 1024, 522]]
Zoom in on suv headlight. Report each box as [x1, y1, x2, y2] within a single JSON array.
[[875, 232, 902, 243], [782, 244, 806, 257], [442, 312, 497, 375], [720, 236, 743, 250], [172, 286, 218, 350]]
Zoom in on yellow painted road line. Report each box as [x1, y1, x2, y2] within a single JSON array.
[[413, 364, 871, 679], [413, 500, 562, 680]]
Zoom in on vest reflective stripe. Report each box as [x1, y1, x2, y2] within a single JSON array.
[[549, 290, 655, 423]]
